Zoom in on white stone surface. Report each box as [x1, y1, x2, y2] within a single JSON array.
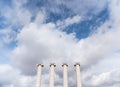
[[50, 64, 56, 87], [75, 63, 82, 87], [62, 63, 68, 87], [36, 64, 43, 87]]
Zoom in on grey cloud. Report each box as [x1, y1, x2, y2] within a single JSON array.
[[0, 64, 36, 87], [83, 69, 120, 87], [11, 0, 120, 76]]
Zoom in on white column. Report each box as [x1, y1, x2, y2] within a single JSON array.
[[74, 63, 82, 87], [50, 63, 56, 87], [62, 63, 68, 87], [36, 64, 44, 87]]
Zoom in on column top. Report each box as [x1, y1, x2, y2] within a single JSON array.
[[37, 64, 44, 67], [74, 62, 80, 66], [50, 63, 56, 67], [62, 63, 68, 67]]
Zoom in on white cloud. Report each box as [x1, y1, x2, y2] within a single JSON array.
[[39, 0, 108, 16], [53, 0, 108, 16], [34, 11, 46, 24], [0, 29, 16, 45], [11, 22, 77, 75], [11, 0, 120, 76], [82, 69, 120, 87], [0, 0, 32, 49], [1, 0, 31, 27], [0, 64, 36, 87], [56, 15, 81, 29]]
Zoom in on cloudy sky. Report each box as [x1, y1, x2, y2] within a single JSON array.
[[0, 0, 120, 87]]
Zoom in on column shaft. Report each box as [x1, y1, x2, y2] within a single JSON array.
[[62, 64, 68, 87], [50, 64, 56, 87], [36, 64, 43, 87], [75, 63, 82, 87]]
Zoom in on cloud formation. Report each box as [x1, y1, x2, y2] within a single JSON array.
[[82, 68, 120, 87], [56, 15, 81, 29], [0, 64, 36, 87], [11, 0, 120, 75], [0, 0, 120, 87], [63, 0, 108, 15]]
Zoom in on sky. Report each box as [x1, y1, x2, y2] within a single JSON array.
[[0, 0, 120, 87]]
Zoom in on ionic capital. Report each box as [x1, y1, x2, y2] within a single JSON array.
[[37, 64, 44, 67], [62, 63, 68, 67], [74, 63, 80, 66], [50, 63, 56, 67]]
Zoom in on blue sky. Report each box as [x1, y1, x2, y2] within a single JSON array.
[[0, 0, 120, 87]]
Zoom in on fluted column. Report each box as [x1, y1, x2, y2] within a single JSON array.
[[62, 63, 68, 87], [36, 64, 44, 87], [50, 63, 56, 87], [74, 63, 82, 87]]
